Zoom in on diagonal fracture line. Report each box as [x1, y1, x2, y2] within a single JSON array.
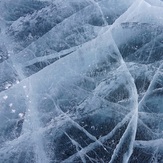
[[138, 119, 160, 138], [46, 94, 110, 153], [132, 33, 163, 59], [0, 0, 141, 96], [5, 1, 93, 66], [0, 98, 134, 157], [11, 0, 137, 69], [48, 75, 131, 117], [89, 0, 108, 26], [61, 111, 133, 163], [138, 62, 163, 109], [9, 0, 94, 54], [64, 131, 87, 163], [109, 27, 138, 163]]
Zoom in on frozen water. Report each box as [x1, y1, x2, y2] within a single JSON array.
[[0, 0, 163, 162]]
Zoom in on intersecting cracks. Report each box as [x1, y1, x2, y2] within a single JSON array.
[[43, 75, 137, 162], [64, 131, 98, 163], [0, 89, 134, 161], [131, 33, 163, 64], [138, 62, 163, 110], [46, 94, 110, 153], [61, 111, 134, 163], [137, 119, 160, 138], [134, 138, 163, 160], [45, 64, 132, 116], [6, 0, 97, 59]]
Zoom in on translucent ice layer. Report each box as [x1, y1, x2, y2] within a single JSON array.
[[0, 0, 163, 162]]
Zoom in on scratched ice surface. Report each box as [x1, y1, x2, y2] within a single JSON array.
[[0, 0, 162, 163]]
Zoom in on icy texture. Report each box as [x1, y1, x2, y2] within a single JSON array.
[[0, 0, 163, 162]]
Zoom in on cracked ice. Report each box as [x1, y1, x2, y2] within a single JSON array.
[[0, 0, 163, 162]]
